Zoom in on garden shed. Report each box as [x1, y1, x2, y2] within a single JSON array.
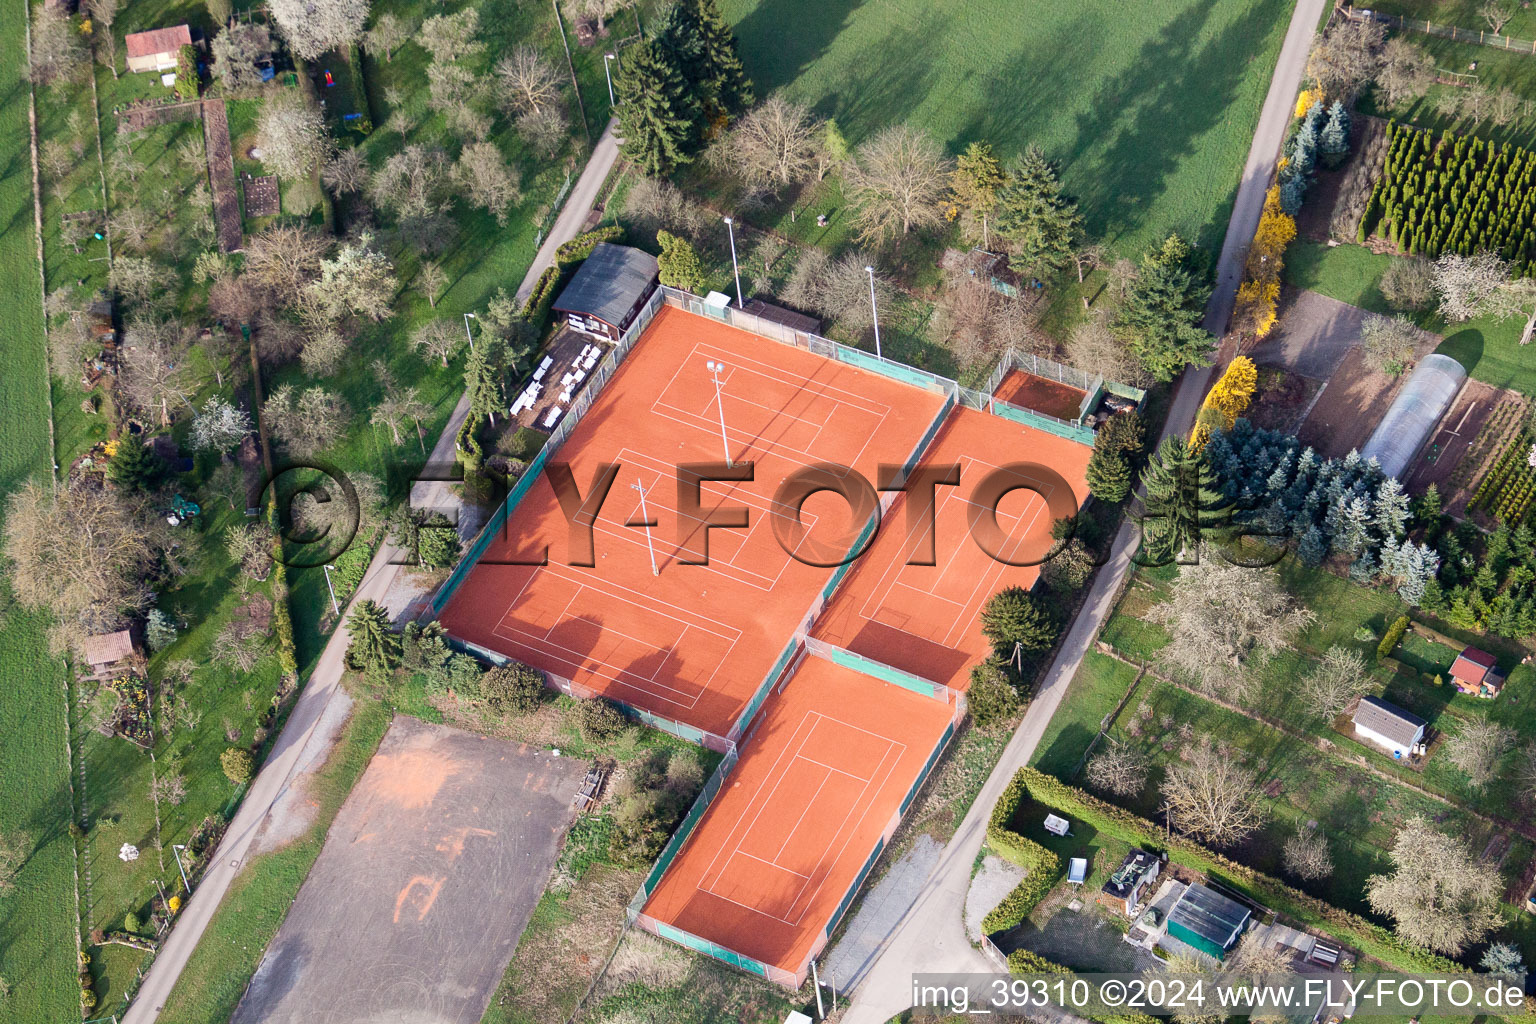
[[1165, 883, 1250, 960], [124, 25, 192, 73], [1352, 695, 1426, 758], [1359, 354, 1466, 480], [1449, 645, 1503, 697], [551, 243, 659, 341]]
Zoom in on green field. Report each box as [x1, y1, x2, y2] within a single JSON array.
[[0, 0, 80, 1018], [720, 0, 1294, 254], [1284, 239, 1536, 396]]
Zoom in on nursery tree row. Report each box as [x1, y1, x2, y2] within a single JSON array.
[[1359, 122, 1536, 272]]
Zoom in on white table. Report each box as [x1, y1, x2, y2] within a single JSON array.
[[560, 388, 572, 403], [533, 365, 547, 381], [543, 405, 563, 428], [538, 355, 554, 370], [573, 370, 586, 384], [583, 352, 599, 370]]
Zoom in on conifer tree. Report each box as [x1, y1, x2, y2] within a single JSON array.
[[1114, 233, 1213, 382], [948, 141, 1007, 245], [691, 0, 752, 116], [1134, 437, 1233, 562], [1320, 101, 1351, 168], [107, 432, 161, 492], [980, 586, 1056, 658], [1086, 447, 1132, 503], [657, 230, 706, 292], [615, 39, 701, 175], [346, 599, 401, 678], [994, 145, 1082, 274], [464, 340, 504, 427]]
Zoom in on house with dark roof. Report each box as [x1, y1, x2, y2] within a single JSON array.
[[551, 243, 659, 341], [125, 25, 192, 73], [1100, 848, 1161, 916], [1352, 695, 1426, 759], [1165, 883, 1251, 960], [1449, 645, 1504, 698]]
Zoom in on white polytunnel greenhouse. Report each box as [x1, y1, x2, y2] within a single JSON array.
[[1359, 353, 1467, 480]]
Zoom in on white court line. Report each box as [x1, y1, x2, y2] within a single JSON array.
[[698, 710, 907, 927]]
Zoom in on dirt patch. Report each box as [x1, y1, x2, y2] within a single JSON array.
[[233, 717, 587, 1024], [202, 100, 244, 254], [118, 98, 203, 132], [1245, 366, 1324, 433], [1404, 381, 1524, 508], [995, 369, 1087, 420], [1248, 288, 1371, 380], [252, 690, 354, 855], [965, 854, 1025, 942], [244, 174, 280, 218], [1297, 345, 1407, 458], [1296, 117, 1385, 243]]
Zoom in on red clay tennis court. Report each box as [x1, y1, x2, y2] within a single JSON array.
[[636, 653, 956, 978], [995, 367, 1090, 421], [810, 407, 1091, 691], [436, 305, 948, 743]]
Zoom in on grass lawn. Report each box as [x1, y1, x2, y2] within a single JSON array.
[[1359, 30, 1536, 150], [1029, 651, 1140, 779], [719, 0, 1294, 255], [154, 696, 391, 1024], [1365, 0, 1536, 41], [1284, 239, 1536, 396], [0, 3, 79, 1021]]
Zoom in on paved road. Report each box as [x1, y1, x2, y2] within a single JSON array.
[[123, 119, 622, 1024], [837, 2, 1326, 1019]]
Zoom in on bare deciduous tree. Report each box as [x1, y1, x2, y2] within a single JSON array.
[[781, 248, 893, 335], [844, 124, 951, 244], [364, 11, 411, 62], [1434, 250, 1510, 322], [300, 234, 398, 327], [256, 93, 334, 180], [1360, 313, 1422, 375], [110, 257, 176, 310], [1282, 826, 1334, 881], [1305, 19, 1386, 101], [1300, 645, 1365, 720], [262, 384, 351, 457], [299, 326, 350, 376], [1376, 38, 1436, 107], [118, 319, 198, 424], [268, 0, 368, 61], [224, 523, 275, 580], [1366, 816, 1502, 954], [322, 148, 370, 197], [722, 94, 821, 190], [496, 44, 562, 114], [1085, 739, 1149, 798], [1445, 720, 1515, 790], [3, 482, 177, 654], [1068, 313, 1152, 388], [565, 0, 623, 33], [411, 318, 462, 366], [370, 144, 451, 220], [29, 5, 87, 85], [516, 105, 570, 158], [1518, 741, 1536, 802], [1482, 0, 1517, 34], [244, 225, 332, 307], [1161, 739, 1268, 848], [417, 261, 448, 309], [150, 769, 187, 806], [210, 22, 272, 91], [454, 141, 521, 225], [86, 0, 120, 76], [1151, 562, 1314, 702], [419, 7, 482, 64]]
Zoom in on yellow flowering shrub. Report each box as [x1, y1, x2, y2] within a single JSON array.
[[1295, 89, 1314, 118]]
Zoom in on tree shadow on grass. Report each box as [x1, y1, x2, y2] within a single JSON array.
[[730, 0, 868, 102]]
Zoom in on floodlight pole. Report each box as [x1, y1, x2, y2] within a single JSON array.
[[706, 360, 731, 467], [865, 265, 882, 360], [632, 479, 659, 575], [723, 216, 742, 307], [811, 961, 825, 1018], [322, 563, 340, 617], [463, 311, 477, 354], [603, 53, 617, 107], [170, 844, 191, 893]]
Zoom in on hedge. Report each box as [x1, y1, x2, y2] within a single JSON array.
[[1378, 614, 1409, 661], [1006, 949, 1071, 975], [1010, 768, 1462, 974], [982, 767, 1064, 933], [554, 224, 622, 265], [455, 412, 484, 472], [342, 43, 373, 134], [521, 264, 562, 330]]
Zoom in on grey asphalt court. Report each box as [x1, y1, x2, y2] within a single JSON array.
[[229, 716, 586, 1024], [1248, 289, 1369, 380]]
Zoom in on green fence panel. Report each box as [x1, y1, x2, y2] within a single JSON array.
[[900, 720, 955, 816], [828, 836, 885, 936], [989, 400, 1095, 445], [821, 644, 942, 699]]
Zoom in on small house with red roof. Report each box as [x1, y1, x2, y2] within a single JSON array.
[[125, 25, 191, 74], [1448, 645, 1503, 698]]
